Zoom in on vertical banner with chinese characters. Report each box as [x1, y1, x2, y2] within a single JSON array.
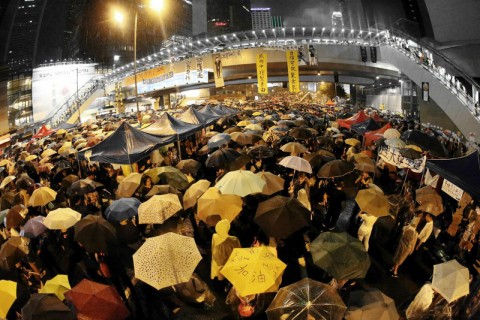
[[256, 53, 268, 94], [196, 56, 204, 82], [213, 54, 224, 88], [184, 59, 192, 83], [286, 50, 299, 93]]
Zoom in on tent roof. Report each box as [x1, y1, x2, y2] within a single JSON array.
[[337, 111, 368, 129], [212, 105, 237, 115], [427, 151, 480, 200], [78, 121, 172, 164], [178, 106, 219, 125], [33, 125, 55, 139], [199, 105, 223, 116], [142, 112, 202, 139], [351, 119, 381, 135], [364, 123, 392, 146]]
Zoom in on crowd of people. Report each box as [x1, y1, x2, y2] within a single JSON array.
[[0, 95, 479, 320]]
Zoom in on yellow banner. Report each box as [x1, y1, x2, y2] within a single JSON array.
[[286, 50, 300, 93], [213, 54, 224, 88], [256, 53, 268, 94], [123, 65, 168, 87]]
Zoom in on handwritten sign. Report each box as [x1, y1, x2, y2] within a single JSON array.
[[286, 50, 300, 93], [256, 53, 268, 94], [442, 179, 463, 201], [378, 147, 426, 173]]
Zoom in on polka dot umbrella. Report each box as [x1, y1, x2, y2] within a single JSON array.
[[133, 233, 202, 290]]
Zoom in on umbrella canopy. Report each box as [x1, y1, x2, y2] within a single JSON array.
[[66, 179, 98, 197], [311, 232, 371, 280], [346, 289, 399, 320], [208, 133, 231, 148], [255, 196, 310, 239], [0, 176, 16, 189], [6, 205, 27, 229], [215, 170, 266, 197], [16, 176, 35, 190], [355, 189, 390, 217], [28, 187, 57, 207], [183, 179, 211, 210], [0, 236, 29, 270], [383, 128, 401, 140], [21, 216, 46, 238], [266, 278, 346, 320], [116, 172, 142, 198], [205, 148, 241, 169], [248, 146, 276, 159], [197, 187, 242, 225], [221, 246, 286, 297], [345, 138, 361, 146], [385, 138, 406, 149], [432, 259, 470, 303], [74, 215, 117, 253], [415, 186, 444, 216], [402, 130, 447, 157], [105, 198, 141, 222], [133, 233, 202, 290], [65, 279, 130, 320], [354, 162, 379, 174], [43, 208, 81, 230], [399, 148, 422, 159], [280, 142, 308, 154], [157, 166, 190, 190], [142, 112, 202, 139], [245, 123, 263, 131], [0, 280, 16, 319], [176, 159, 201, 175], [138, 194, 182, 224], [289, 127, 314, 140], [33, 125, 55, 139], [22, 294, 74, 320], [256, 171, 285, 195], [61, 174, 79, 189], [304, 153, 335, 170], [144, 185, 182, 198], [39, 275, 71, 301], [279, 156, 312, 174], [318, 160, 355, 178], [351, 119, 381, 135], [230, 132, 253, 145]]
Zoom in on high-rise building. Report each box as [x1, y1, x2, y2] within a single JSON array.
[[203, 0, 251, 36], [251, 8, 272, 30], [271, 16, 284, 28]]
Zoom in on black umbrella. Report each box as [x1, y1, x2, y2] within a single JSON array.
[[15, 176, 34, 190], [0, 236, 28, 270], [399, 148, 422, 159], [228, 153, 251, 171], [223, 126, 242, 134], [317, 160, 355, 178], [278, 135, 296, 146], [61, 174, 80, 189], [176, 159, 201, 175], [402, 130, 448, 157], [289, 127, 314, 140], [304, 153, 335, 170], [248, 146, 276, 159], [21, 294, 74, 320], [254, 196, 310, 239], [66, 179, 102, 197], [205, 148, 241, 168], [74, 215, 117, 253]]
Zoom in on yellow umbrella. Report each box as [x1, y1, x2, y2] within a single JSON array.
[[205, 131, 219, 138], [220, 246, 286, 297], [280, 142, 308, 154], [0, 280, 16, 318], [215, 170, 266, 197], [116, 172, 143, 199], [43, 208, 81, 230], [252, 111, 263, 116], [197, 187, 242, 225], [0, 176, 16, 189], [353, 153, 373, 164], [39, 157, 51, 165], [56, 129, 67, 135], [345, 138, 361, 146], [143, 167, 162, 184], [138, 194, 182, 224], [237, 120, 251, 127], [28, 187, 57, 207], [41, 149, 57, 158], [405, 144, 423, 152], [416, 186, 443, 216], [256, 171, 285, 195], [355, 189, 391, 217], [245, 123, 263, 131], [25, 155, 38, 162], [39, 274, 71, 301], [0, 159, 12, 167], [183, 180, 211, 210]]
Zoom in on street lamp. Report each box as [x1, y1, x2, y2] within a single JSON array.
[[114, 0, 164, 123]]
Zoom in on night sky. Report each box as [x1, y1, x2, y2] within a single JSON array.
[[251, 0, 340, 27]]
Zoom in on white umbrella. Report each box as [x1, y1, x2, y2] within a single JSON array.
[[43, 208, 81, 230], [138, 194, 182, 224], [215, 170, 266, 197], [133, 233, 202, 290], [279, 156, 312, 174], [432, 259, 470, 303]]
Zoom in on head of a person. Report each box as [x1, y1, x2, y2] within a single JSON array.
[[425, 213, 433, 222], [215, 219, 230, 238], [362, 171, 370, 179], [298, 172, 306, 181]]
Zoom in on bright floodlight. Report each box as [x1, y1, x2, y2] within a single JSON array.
[[150, 0, 164, 12], [114, 11, 124, 23]]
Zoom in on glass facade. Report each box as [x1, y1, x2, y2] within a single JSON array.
[[7, 73, 33, 128]]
